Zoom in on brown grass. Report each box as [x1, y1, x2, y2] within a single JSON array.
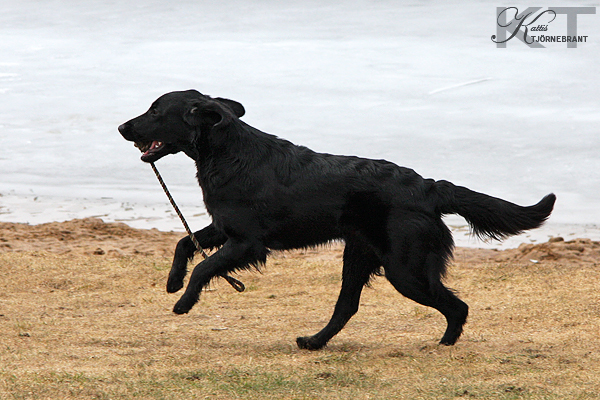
[[0, 223, 599, 399]]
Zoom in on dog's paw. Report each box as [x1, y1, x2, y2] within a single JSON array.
[[439, 334, 460, 346], [173, 297, 194, 314], [166, 277, 184, 293], [296, 336, 326, 350], [439, 324, 464, 346]]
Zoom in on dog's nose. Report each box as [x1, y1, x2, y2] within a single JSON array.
[[118, 123, 127, 134]]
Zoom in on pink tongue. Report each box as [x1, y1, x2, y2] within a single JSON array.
[[144, 141, 161, 156]]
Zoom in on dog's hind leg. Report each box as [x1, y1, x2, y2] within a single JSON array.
[[296, 239, 381, 350], [167, 223, 227, 293], [383, 245, 468, 346], [172, 237, 267, 314]]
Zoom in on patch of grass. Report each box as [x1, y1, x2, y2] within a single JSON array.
[[1, 248, 600, 399]]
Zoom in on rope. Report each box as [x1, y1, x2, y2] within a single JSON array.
[[149, 162, 245, 292]]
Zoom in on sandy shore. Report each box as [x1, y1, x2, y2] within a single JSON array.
[[0, 218, 598, 267], [3, 193, 600, 251], [0, 218, 182, 257]]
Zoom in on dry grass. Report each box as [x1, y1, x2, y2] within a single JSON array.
[[0, 244, 599, 399]]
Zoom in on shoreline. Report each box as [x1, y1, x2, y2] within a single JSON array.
[[1, 215, 599, 267], [1, 193, 599, 250]]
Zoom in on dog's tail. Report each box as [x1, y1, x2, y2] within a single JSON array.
[[434, 180, 556, 241]]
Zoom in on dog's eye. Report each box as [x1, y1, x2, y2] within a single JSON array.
[[149, 108, 159, 117]]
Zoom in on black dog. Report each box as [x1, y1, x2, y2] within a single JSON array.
[[119, 90, 555, 349]]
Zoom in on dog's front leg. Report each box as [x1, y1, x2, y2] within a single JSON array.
[[172, 238, 267, 314], [167, 223, 228, 293]]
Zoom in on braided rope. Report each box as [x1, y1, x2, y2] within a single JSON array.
[[149, 162, 245, 292]]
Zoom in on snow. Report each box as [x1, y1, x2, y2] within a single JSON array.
[[0, 0, 599, 248]]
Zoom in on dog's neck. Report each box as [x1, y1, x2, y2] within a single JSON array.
[[192, 120, 259, 192], [191, 120, 297, 197]]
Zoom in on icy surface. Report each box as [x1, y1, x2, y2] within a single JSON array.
[[0, 1, 598, 248]]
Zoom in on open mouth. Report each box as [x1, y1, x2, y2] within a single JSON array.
[[135, 140, 166, 162]]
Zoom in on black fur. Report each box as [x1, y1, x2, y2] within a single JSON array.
[[118, 90, 556, 349]]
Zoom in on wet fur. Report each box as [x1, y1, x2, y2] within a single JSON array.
[[119, 90, 556, 349]]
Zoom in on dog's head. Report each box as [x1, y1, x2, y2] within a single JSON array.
[[118, 90, 245, 163]]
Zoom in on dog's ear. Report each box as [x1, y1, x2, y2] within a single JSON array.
[[215, 97, 245, 118], [184, 100, 226, 128], [184, 98, 244, 128]]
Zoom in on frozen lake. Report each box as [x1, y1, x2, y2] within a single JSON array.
[[0, 1, 599, 248]]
